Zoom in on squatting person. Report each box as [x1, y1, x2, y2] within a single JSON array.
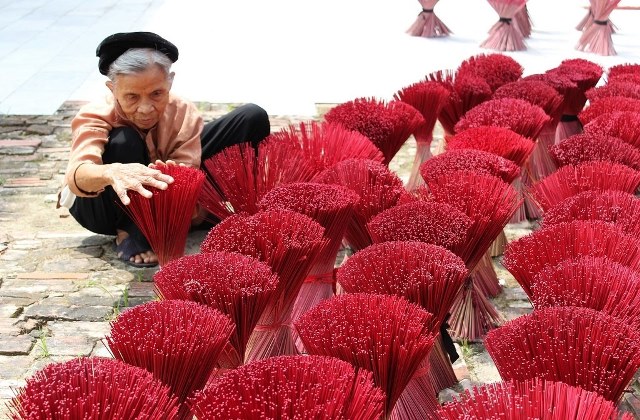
[[58, 31, 270, 267]]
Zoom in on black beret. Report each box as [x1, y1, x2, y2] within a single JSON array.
[[96, 31, 179, 76]]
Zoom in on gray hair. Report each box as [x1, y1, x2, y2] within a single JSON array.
[[107, 48, 173, 82]]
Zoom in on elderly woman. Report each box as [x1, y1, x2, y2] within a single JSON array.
[[59, 32, 270, 267]]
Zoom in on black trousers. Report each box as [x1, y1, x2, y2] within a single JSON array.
[[69, 103, 270, 236]]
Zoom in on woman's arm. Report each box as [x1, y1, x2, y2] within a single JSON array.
[[73, 161, 174, 205]]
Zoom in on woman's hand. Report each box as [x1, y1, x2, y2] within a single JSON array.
[[149, 159, 186, 169], [103, 162, 174, 205]]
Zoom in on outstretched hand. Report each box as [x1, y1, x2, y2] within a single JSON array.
[[149, 159, 186, 170], [104, 162, 174, 205]]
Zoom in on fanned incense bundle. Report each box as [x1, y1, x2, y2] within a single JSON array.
[[200, 209, 327, 361], [199, 140, 307, 220], [426, 171, 520, 339], [493, 80, 564, 123], [406, 0, 452, 37], [366, 198, 507, 340], [312, 158, 410, 252], [295, 293, 438, 417], [480, 0, 528, 51], [420, 148, 521, 185], [367, 200, 472, 252], [426, 170, 521, 280], [122, 164, 205, 266], [439, 378, 628, 419], [514, 4, 532, 36], [427, 70, 493, 138], [524, 71, 583, 145], [445, 126, 535, 167], [608, 72, 640, 85], [542, 190, 640, 236], [257, 182, 359, 346], [494, 79, 564, 179], [8, 357, 179, 419], [337, 241, 468, 327], [576, 0, 596, 31], [267, 120, 385, 172], [502, 220, 640, 298], [527, 161, 640, 212], [153, 251, 279, 367], [324, 97, 425, 165], [583, 111, 640, 148], [607, 63, 640, 81], [394, 80, 451, 190], [454, 98, 551, 140], [485, 306, 640, 402], [336, 241, 469, 399], [586, 82, 640, 102], [578, 96, 640, 126], [549, 132, 640, 170], [455, 53, 524, 92], [576, 0, 622, 56], [105, 300, 235, 419], [549, 59, 603, 141], [491, 79, 564, 219], [523, 72, 581, 119], [558, 58, 604, 93], [531, 256, 640, 329], [189, 355, 385, 419]]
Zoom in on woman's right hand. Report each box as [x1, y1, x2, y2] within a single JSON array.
[[103, 162, 174, 205]]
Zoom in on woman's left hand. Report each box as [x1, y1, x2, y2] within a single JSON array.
[[149, 159, 186, 170]]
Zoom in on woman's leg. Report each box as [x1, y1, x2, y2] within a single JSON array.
[[69, 126, 150, 243], [200, 103, 271, 161]]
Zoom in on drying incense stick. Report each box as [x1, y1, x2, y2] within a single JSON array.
[[531, 255, 640, 330], [394, 80, 450, 190], [454, 97, 550, 140], [257, 182, 359, 351], [502, 219, 640, 298], [295, 293, 438, 417], [542, 190, 640, 236], [153, 251, 278, 367], [480, 0, 528, 51], [549, 132, 640, 170], [122, 164, 205, 266], [485, 306, 640, 402], [439, 378, 629, 419], [105, 299, 235, 419], [324, 97, 425, 165], [583, 111, 640, 148], [527, 161, 640, 212], [9, 357, 179, 419], [189, 355, 385, 419], [579, 96, 640, 126], [336, 240, 468, 397], [313, 158, 411, 252], [406, 0, 452, 37], [201, 209, 328, 361]]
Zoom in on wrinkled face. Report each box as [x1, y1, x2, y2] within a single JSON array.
[[107, 65, 173, 131]]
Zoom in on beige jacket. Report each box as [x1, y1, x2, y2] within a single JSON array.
[[64, 94, 204, 198]]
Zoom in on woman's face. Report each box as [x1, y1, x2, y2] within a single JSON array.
[[107, 65, 173, 131]]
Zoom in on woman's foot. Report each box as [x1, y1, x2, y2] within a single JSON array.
[[115, 230, 158, 266]]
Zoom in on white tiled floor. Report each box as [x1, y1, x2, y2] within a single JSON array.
[[0, 0, 164, 114], [1, 0, 639, 115]]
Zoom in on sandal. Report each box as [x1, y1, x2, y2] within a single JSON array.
[[114, 235, 158, 268]]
